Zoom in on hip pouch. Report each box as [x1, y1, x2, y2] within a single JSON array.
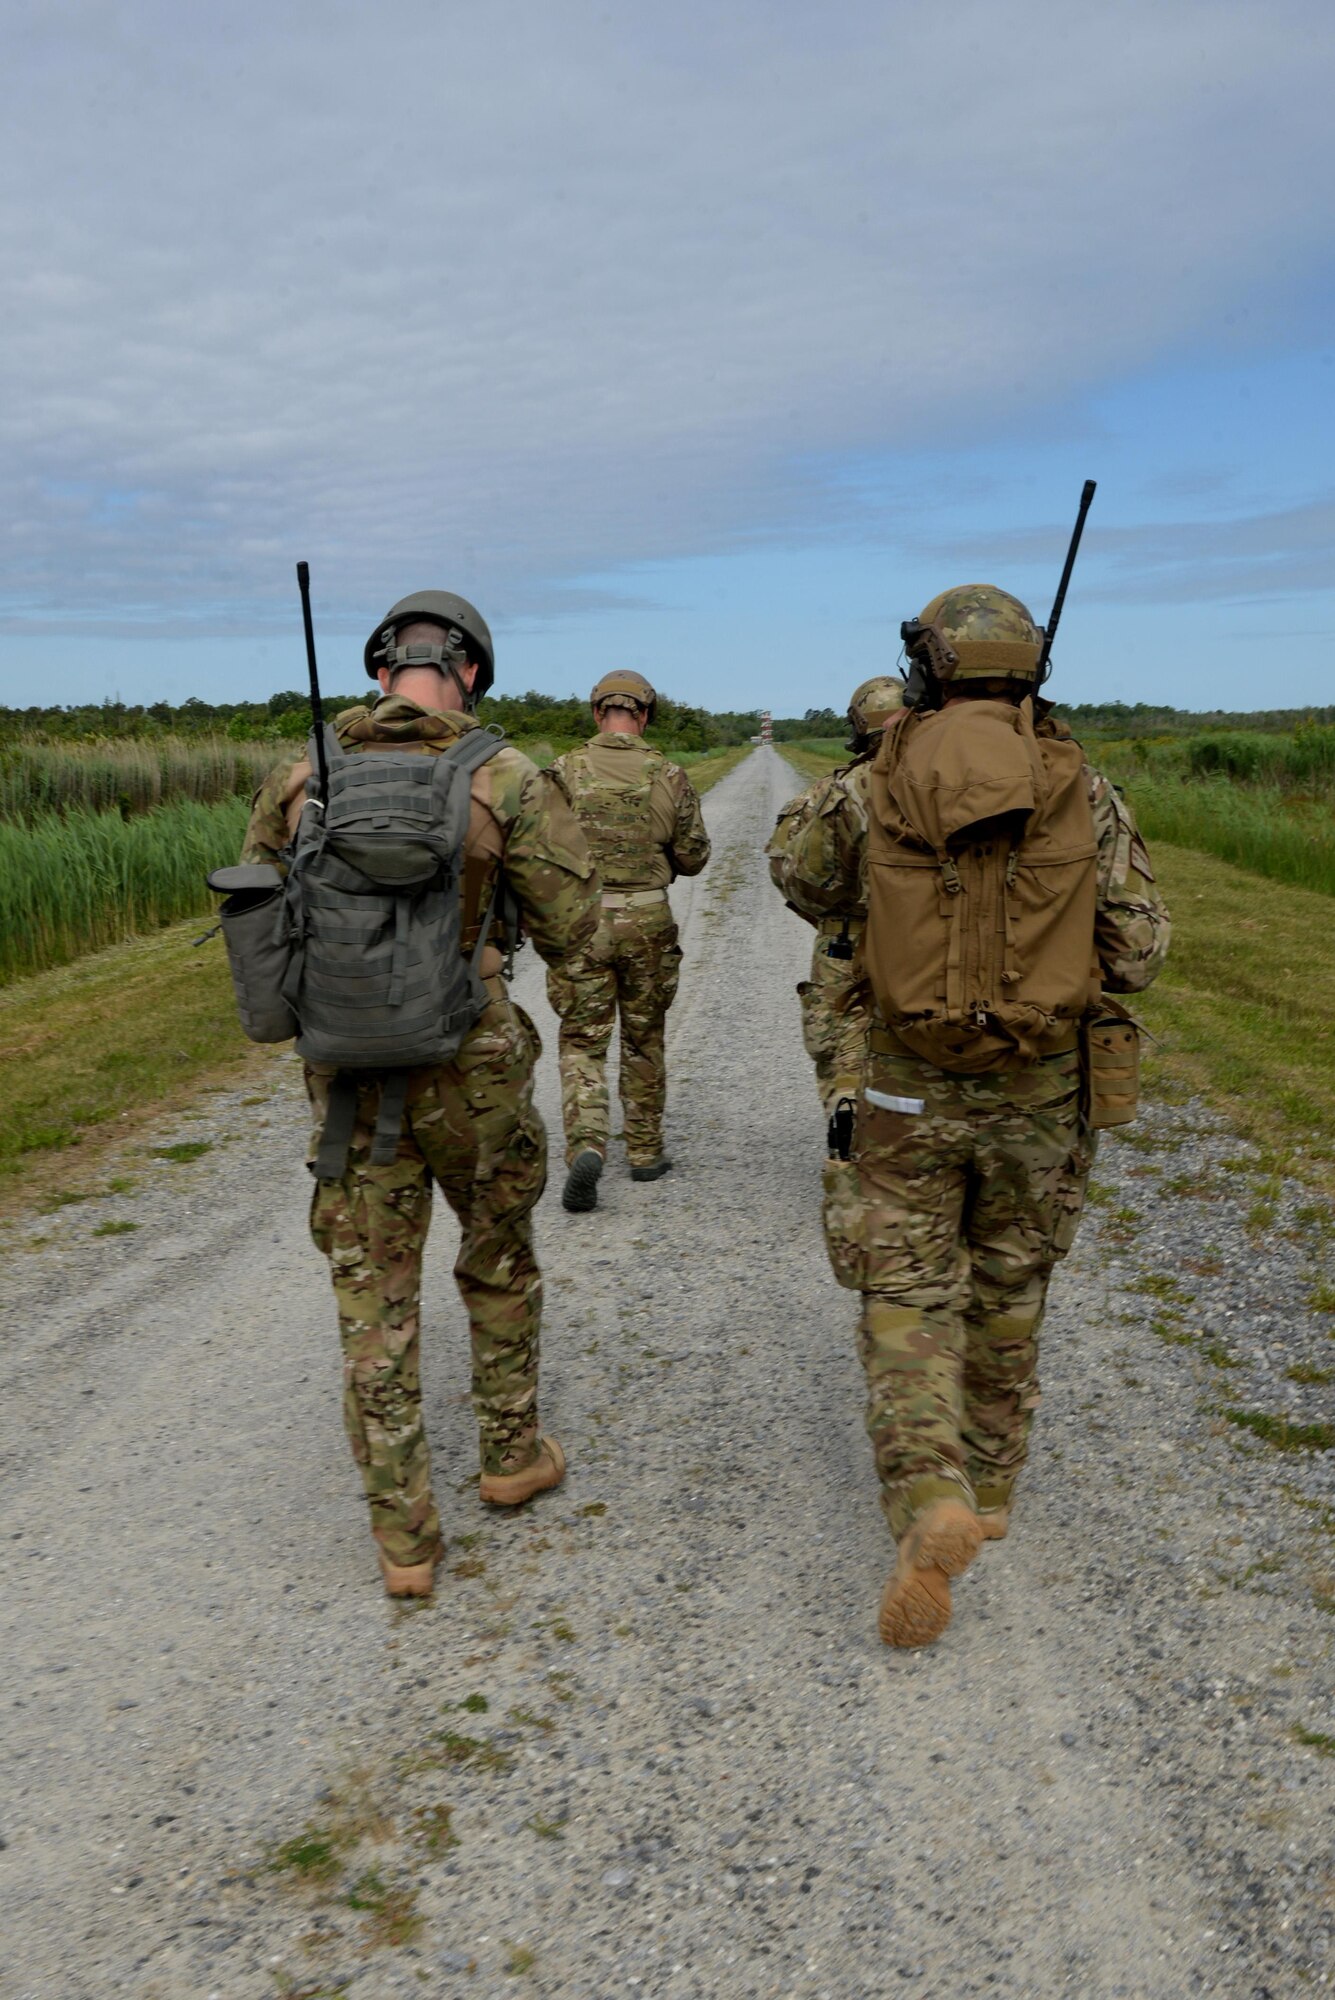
[[1082, 998, 1140, 1129], [205, 864, 297, 1043]]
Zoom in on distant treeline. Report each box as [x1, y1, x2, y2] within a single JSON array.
[[0, 690, 780, 752], [1053, 701, 1335, 738]]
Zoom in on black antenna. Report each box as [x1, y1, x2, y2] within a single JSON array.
[[1036, 479, 1096, 684], [296, 561, 330, 805]]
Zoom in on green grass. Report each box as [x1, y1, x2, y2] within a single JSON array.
[[1107, 772, 1335, 899], [676, 743, 753, 792], [1134, 843, 1335, 1189], [267, 1829, 348, 1884], [777, 738, 847, 784], [1224, 1409, 1335, 1453], [0, 794, 251, 982], [1291, 1724, 1335, 1758], [0, 735, 275, 825], [0, 917, 279, 1214]]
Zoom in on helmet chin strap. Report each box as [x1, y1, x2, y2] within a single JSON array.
[[381, 631, 478, 712]]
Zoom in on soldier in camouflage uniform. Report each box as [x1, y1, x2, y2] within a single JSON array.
[[779, 585, 1170, 1648], [767, 676, 903, 1113], [242, 591, 599, 1596], [546, 670, 711, 1212]]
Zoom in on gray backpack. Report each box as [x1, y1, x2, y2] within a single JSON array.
[[209, 722, 511, 1177]]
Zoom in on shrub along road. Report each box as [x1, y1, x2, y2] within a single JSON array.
[[1, 747, 1333, 1998]]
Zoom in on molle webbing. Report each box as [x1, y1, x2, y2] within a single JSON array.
[[292, 721, 509, 1179], [564, 741, 664, 888]]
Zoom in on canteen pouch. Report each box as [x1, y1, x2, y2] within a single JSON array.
[[206, 864, 298, 1043], [1083, 998, 1140, 1129]]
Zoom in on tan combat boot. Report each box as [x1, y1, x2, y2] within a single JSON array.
[[377, 1546, 437, 1598], [479, 1436, 566, 1507], [975, 1484, 1013, 1542], [878, 1497, 983, 1648]]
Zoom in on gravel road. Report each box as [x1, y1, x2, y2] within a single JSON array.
[[2, 745, 1333, 2000]]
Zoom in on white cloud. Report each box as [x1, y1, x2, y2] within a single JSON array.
[[2, 0, 1334, 639]]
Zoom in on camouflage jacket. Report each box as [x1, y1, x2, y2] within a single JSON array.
[[549, 733, 710, 890], [776, 744, 1170, 996], [241, 695, 600, 976], [767, 755, 873, 933]]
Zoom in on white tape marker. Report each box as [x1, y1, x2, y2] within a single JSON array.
[[864, 1089, 925, 1115]]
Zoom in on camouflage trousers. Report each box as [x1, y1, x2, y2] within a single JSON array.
[[823, 1034, 1094, 1539], [546, 897, 682, 1167], [798, 922, 870, 1114], [306, 987, 548, 1567]]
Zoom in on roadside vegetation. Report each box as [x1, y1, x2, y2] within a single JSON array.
[[0, 794, 252, 983], [0, 923, 280, 1218], [0, 725, 751, 1213], [0, 703, 753, 989]]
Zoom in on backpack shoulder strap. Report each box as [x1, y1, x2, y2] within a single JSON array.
[[440, 725, 508, 777]]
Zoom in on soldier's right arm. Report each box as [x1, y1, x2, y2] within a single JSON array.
[[662, 765, 711, 878], [494, 761, 601, 966]]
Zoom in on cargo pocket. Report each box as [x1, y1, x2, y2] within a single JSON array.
[[511, 1000, 543, 1067], [1050, 1131, 1097, 1257], [821, 1157, 872, 1292]]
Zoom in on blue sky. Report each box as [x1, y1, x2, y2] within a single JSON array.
[[2, 1, 1333, 717]]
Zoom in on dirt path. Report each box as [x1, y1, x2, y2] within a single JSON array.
[[2, 746, 1332, 2000]]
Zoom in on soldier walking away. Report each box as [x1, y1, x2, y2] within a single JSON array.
[[237, 590, 599, 1597], [775, 581, 1169, 1648], [547, 671, 710, 1212], [767, 676, 903, 1115]]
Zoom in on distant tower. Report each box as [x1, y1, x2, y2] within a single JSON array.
[[761, 709, 772, 744]]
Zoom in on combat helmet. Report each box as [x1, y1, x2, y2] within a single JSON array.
[[591, 669, 657, 726], [364, 591, 496, 710], [907, 584, 1043, 685], [846, 675, 904, 751]]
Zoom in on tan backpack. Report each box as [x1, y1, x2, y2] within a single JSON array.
[[865, 698, 1099, 1072]]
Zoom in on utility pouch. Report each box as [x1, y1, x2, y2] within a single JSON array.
[[1082, 997, 1140, 1129], [205, 864, 298, 1043], [821, 1156, 871, 1292]]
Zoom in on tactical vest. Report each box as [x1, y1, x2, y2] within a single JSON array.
[[865, 698, 1099, 1073], [562, 739, 666, 888]]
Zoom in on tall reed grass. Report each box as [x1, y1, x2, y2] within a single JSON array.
[[1097, 725, 1335, 800], [1112, 773, 1335, 899], [0, 736, 276, 826], [0, 795, 251, 983]]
